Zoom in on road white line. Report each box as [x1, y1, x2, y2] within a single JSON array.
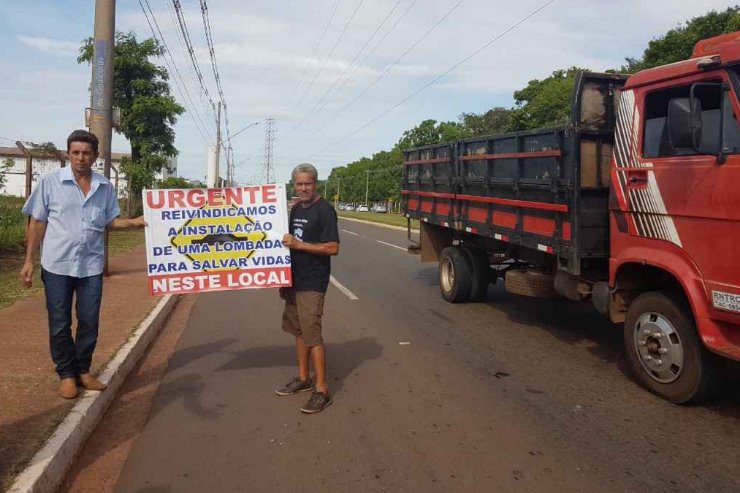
[[330, 275, 359, 300], [341, 229, 359, 236], [377, 240, 406, 251]]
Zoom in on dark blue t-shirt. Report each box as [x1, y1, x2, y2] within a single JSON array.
[[289, 197, 339, 292]]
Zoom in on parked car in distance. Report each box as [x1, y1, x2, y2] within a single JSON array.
[[357, 204, 369, 212], [345, 204, 355, 211], [372, 204, 387, 213]]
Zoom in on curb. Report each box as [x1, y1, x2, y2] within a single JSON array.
[[338, 215, 419, 233], [7, 294, 180, 493]]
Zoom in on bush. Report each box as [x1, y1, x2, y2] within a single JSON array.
[[0, 196, 26, 252]]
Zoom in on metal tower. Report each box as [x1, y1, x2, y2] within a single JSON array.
[[262, 118, 275, 183]]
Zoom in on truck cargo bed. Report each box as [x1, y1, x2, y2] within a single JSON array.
[[402, 72, 627, 276]]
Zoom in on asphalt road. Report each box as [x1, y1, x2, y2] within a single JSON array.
[[112, 218, 740, 493]]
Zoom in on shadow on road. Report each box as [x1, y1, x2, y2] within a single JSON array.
[[215, 336, 384, 395], [416, 266, 740, 412]]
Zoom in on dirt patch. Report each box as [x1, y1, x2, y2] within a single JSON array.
[[0, 246, 159, 489]]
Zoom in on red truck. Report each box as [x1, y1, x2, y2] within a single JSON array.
[[402, 32, 740, 403]]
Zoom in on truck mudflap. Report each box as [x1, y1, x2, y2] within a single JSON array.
[[698, 317, 740, 362]]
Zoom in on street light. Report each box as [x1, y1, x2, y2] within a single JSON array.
[[226, 121, 260, 185], [229, 121, 260, 140]]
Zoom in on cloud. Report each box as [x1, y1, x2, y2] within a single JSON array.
[[17, 35, 79, 56], [2, 0, 735, 182]]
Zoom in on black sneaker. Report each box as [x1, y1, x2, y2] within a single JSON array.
[[300, 390, 332, 414], [275, 377, 314, 396]]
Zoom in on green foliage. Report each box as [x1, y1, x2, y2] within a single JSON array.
[[78, 32, 184, 195], [459, 107, 514, 137], [324, 148, 403, 203], [509, 67, 582, 130], [623, 7, 740, 73], [0, 158, 13, 191], [0, 195, 26, 251], [158, 176, 197, 189], [119, 156, 155, 196], [396, 119, 470, 149]]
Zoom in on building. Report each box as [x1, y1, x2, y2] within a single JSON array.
[[0, 146, 177, 198]]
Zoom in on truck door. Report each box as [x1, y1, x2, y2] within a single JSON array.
[[615, 69, 740, 318]]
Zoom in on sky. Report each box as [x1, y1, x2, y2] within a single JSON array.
[[0, 0, 734, 184]]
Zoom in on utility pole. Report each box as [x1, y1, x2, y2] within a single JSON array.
[[335, 177, 341, 208], [89, 0, 115, 180], [262, 118, 275, 183], [365, 169, 370, 206], [215, 102, 222, 186], [89, 0, 115, 275], [227, 144, 233, 185]]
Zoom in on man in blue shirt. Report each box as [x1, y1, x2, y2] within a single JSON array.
[[21, 130, 146, 399]]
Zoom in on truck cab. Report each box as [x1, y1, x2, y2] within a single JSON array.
[[609, 32, 740, 402]]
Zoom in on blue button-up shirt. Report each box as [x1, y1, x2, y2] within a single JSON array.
[[22, 166, 120, 278]]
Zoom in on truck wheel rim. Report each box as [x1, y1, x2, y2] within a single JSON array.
[[633, 312, 684, 384], [440, 257, 455, 294]]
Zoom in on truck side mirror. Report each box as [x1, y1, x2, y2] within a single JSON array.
[[667, 97, 702, 149]]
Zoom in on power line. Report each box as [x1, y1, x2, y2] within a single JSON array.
[[299, 0, 460, 144], [289, 0, 343, 109], [289, 0, 366, 116], [138, 0, 213, 145], [308, 0, 558, 159], [162, 0, 215, 122], [163, 0, 213, 119], [143, 0, 214, 142], [199, 0, 230, 141], [286, 0, 405, 138], [292, 0, 417, 141], [172, 0, 218, 116]]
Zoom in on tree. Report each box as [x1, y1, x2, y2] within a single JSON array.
[[158, 176, 196, 189], [509, 67, 583, 131], [623, 7, 740, 73], [78, 32, 184, 200], [396, 119, 470, 150], [459, 107, 514, 137]]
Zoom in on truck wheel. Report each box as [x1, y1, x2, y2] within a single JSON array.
[[439, 246, 472, 303], [624, 291, 718, 404], [462, 246, 490, 302]]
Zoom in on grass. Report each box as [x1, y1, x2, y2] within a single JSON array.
[[0, 196, 26, 251], [338, 210, 419, 229], [0, 230, 145, 309]]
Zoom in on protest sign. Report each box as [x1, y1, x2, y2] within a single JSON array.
[[142, 184, 292, 296]]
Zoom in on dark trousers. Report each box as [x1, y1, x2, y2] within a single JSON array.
[[41, 268, 103, 379]]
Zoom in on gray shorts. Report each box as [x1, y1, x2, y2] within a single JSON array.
[[281, 289, 326, 347]]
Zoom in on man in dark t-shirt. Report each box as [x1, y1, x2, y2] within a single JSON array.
[[276, 163, 340, 414]]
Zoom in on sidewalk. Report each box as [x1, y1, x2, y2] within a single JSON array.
[[0, 246, 161, 490]]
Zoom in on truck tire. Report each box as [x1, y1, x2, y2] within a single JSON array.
[[462, 246, 490, 302], [504, 269, 559, 299], [624, 291, 718, 404], [439, 246, 472, 303]]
